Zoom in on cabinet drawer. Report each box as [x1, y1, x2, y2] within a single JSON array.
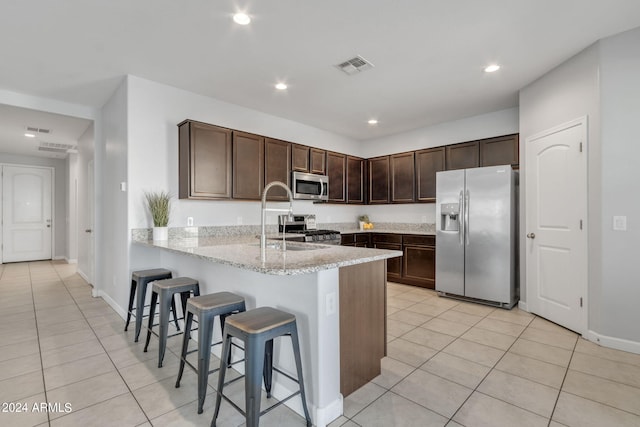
[[371, 233, 402, 244], [341, 233, 356, 245], [402, 235, 435, 246], [355, 234, 369, 244]]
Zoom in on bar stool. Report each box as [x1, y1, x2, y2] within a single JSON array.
[[211, 307, 312, 427], [175, 292, 246, 414], [124, 268, 180, 342], [143, 277, 200, 367]]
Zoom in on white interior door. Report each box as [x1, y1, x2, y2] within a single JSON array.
[[2, 165, 53, 263], [87, 160, 95, 285], [525, 117, 587, 334]]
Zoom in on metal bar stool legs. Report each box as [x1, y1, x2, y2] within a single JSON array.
[[211, 307, 312, 427], [175, 292, 246, 414], [143, 277, 200, 367], [124, 268, 180, 342]]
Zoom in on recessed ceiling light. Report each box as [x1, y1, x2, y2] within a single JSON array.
[[368, 119, 378, 125], [275, 83, 288, 90], [24, 133, 35, 138], [233, 13, 251, 25], [484, 64, 501, 73]]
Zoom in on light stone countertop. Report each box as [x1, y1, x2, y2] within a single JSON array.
[[132, 234, 402, 276]]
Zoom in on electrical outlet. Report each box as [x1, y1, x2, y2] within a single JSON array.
[[613, 215, 627, 231], [187, 217, 193, 226], [325, 292, 336, 316]]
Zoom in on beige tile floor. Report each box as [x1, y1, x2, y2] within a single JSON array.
[[1, 261, 640, 427]]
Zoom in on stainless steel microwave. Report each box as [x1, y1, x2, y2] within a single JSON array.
[[291, 171, 328, 201]]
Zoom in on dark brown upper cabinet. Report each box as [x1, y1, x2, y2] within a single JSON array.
[[415, 147, 445, 202], [327, 151, 346, 203], [479, 134, 519, 167], [264, 138, 291, 200], [446, 141, 479, 170], [310, 148, 327, 174], [368, 156, 390, 204], [390, 152, 415, 203], [178, 120, 232, 199], [291, 144, 310, 172], [291, 144, 326, 175], [232, 131, 264, 200], [346, 156, 365, 204]]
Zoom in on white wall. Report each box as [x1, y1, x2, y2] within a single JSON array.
[[519, 44, 601, 313], [0, 153, 68, 259], [126, 75, 365, 231], [66, 153, 78, 262], [520, 26, 640, 348], [76, 123, 95, 281], [97, 80, 130, 309], [598, 27, 640, 343]]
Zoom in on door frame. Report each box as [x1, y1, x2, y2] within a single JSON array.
[[524, 116, 589, 336], [0, 163, 56, 264]]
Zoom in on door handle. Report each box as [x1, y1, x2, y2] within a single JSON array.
[[527, 233, 536, 239]]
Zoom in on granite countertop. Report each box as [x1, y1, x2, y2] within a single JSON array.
[[339, 228, 436, 236], [132, 234, 402, 276]]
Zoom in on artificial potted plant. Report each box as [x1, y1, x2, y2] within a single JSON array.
[[145, 191, 171, 241]]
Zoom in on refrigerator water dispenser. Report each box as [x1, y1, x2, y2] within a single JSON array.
[[440, 203, 460, 231]]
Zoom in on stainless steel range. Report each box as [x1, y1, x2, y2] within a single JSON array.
[[278, 214, 341, 245]]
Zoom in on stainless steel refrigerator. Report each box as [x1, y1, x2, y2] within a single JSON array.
[[435, 165, 518, 308]]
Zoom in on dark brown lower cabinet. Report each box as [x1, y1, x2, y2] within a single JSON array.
[[369, 233, 435, 288], [402, 235, 436, 289], [371, 234, 402, 282]]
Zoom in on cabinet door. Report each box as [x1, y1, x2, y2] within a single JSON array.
[[178, 120, 232, 199], [232, 131, 264, 200], [341, 233, 356, 246], [265, 138, 291, 200], [347, 156, 365, 204], [310, 148, 326, 174], [291, 144, 310, 172], [446, 141, 479, 170], [479, 134, 519, 167], [327, 151, 346, 203], [372, 242, 402, 280], [368, 156, 390, 204], [415, 147, 445, 202], [391, 152, 415, 203], [403, 245, 435, 289]]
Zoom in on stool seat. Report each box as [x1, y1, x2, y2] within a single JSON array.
[[152, 277, 199, 292], [132, 268, 172, 281], [188, 292, 245, 313], [226, 306, 295, 334]]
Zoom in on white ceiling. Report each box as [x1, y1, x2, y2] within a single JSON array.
[[1, 0, 640, 156]]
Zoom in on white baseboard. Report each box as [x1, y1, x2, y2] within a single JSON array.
[[76, 269, 90, 283], [53, 256, 65, 261], [98, 290, 127, 320], [586, 330, 640, 355], [518, 300, 529, 312], [64, 258, 78, 264]]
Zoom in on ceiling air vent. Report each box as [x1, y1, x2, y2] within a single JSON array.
[[38, 142, 77, 153], [26, 126, 52, 134], [335, 55, 374, 75]]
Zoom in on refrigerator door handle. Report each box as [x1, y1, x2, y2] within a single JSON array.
[[459, 190, 464, 245], [465, 189, 470, 245]]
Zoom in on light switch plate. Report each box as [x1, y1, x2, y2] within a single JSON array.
[[187, 217, 193, 227], [613, 215, 627, 231]]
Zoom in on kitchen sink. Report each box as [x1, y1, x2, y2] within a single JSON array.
[[252, 242, 328, 251]]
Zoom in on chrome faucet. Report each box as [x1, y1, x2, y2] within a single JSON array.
[[261, 181, 294, 262]]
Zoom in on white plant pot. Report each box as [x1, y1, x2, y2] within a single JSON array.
[[153, 226, 168, 241], [359, 221, 365, 231]]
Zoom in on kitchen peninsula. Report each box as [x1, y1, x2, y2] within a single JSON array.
[[131, 231, 401, 427]]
